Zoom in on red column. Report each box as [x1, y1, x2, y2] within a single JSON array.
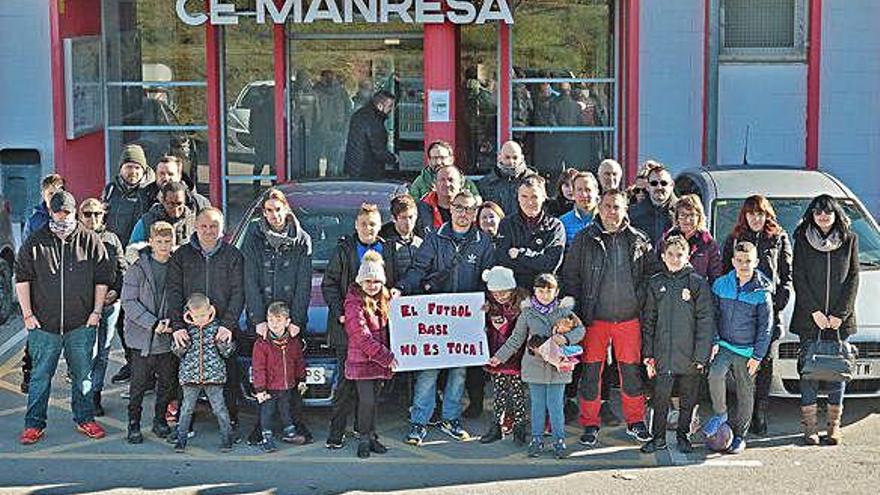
[[805, 0, 822, 171], [498, 23, 512, 144], [205, 19, 223, 206], [622, 0, 640, 182], [423, 22, 458, 156], [273, 22, 288, 183]]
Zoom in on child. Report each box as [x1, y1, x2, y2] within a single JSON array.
[[121, 221, 177, 444], [479, 266, 529, 446], [640, 235, 715, 454], [252, 301, 308, 452], [344, 251, 397, 459], [489, 273, 585, 459], [171, 293, 236, 453], [703, 241, 773, 454]]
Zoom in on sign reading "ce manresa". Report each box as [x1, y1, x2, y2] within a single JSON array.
[[176, 0, 514, 26]]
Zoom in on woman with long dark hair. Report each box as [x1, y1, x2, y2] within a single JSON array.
[[791, 194, 859, 446], [720, 195, 793, 435]]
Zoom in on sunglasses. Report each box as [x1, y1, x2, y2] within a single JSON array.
[[649, 180, 671, 187], [81, 211, 104, 218], [813, 208, 834, 215], [632, 187, 646, 195]]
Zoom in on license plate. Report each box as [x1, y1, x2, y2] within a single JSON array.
[[305, 366, 326, 385], [855, 361, 873, 377]]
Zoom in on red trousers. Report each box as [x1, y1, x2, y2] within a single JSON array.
[[578, 319, 645, 426]]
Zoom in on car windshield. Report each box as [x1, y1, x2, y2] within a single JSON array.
[[713, 198, 880, 269]]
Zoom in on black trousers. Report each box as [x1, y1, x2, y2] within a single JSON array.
[[465, 367, 486, 407], [328, 349, 358, 436], [128, 352, 176, 425], [355, 380, 381, 437], [650, 373, 701, 438], [224, 355, 240, 423]]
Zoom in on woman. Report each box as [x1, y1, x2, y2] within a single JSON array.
[[545, 168, 578, 217], [721, 195, 793, 435], [658, 194, 723, 283], [791, 194, 858, 446], [477, 201, 505, 240]]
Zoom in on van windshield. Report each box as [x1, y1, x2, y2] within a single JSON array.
[[713, 198, 880, 269]]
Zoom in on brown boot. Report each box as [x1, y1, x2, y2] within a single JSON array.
[[825, 405, 843, 446], [801, 405, 819, 446]]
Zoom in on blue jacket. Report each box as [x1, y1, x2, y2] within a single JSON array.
[[711, 270, 774, 360], [22, 202, 50, 242], [397, 223, 494, 295], [559, 207, 594, 247]]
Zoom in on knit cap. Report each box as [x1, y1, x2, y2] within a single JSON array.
[[119, 144, 148, 170], [482, 266, 517, 292], [356, 250, 386, 284]]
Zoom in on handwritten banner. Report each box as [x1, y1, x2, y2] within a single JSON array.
[[390, 292, 488, 372]]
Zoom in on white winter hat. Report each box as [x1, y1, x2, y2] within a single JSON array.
[[482, 266, 517, 292], [356, 250, 386, 284]]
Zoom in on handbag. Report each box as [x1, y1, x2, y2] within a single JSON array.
[[799, 330, 858, 383]]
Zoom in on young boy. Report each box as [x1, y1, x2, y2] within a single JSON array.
[[122, 221, 177, 444], [252, 301, 308, 452], [172, 293, 236, 453], [640, 235, 715, 454], [703, 241, 773, 454]]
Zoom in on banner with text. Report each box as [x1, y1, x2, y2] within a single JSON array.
[[390, 292, 488, 372]]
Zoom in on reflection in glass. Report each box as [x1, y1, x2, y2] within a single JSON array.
[[461, 25, 498, 174], [519, 131, 613, 180]]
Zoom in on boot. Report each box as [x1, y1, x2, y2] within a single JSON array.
[[801, 405, 819, 446], [750, 399, 768, 436], [260, 430, 277, 453], [93, 392, 104, 417], [824, 405, 843, 446], [479, 423, 503, 444], [369, 434, 388, 454], [357, 438, 371, 458], [127, 422, 143, 444], [512, 422, 528, 447], [151, 419, 172, 438]]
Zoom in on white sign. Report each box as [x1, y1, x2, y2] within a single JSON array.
[[390, 292, 488, 372], [177, 0, 514, 26], [428, 90, 450, 123]]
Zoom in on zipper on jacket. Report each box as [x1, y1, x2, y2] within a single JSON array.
[[282, 346, 288, 389], [59, 236, 65, 332], [824, 251, 831, 316]]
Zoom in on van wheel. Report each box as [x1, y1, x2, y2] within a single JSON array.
[[0, 259, 13, 325]]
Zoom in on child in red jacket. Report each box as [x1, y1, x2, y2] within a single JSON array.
[[252, 301, 307, 452]]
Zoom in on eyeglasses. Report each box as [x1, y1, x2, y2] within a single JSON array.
[[451, 204, 478, 213], [649, 180, 671, 187], [81, 211, 103, 218]]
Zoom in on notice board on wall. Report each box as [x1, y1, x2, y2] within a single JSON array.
[[64, 36, 103, 139]]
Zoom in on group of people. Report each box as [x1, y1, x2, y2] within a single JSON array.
[[14, 138, 859, 462]]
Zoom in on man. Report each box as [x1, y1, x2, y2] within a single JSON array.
[[396, 191, 494, 446], [409, 140, 480, 201], [597, 159, 623, 193], [167, 208, 245, 439], [478, 140, 536, 216], [561, 189, 657, 447], [495, 174, 566, 288], [416, 164, 464, 235], [315, 70, 353, 176], [629, 161, 677, 244], [146, 155, 210, 212], [16, 191, 113, 445], [343, 90, 398, 179], [128, 181, 197, 246], [559, 171, 599, 246], [379, 194, 423, 280]]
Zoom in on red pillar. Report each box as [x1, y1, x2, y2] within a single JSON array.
[[205, 19, 223, 206], [498, 23, 512, 145], [622, 0, 641, 182], [273, 22, 288, 183], [423, 22, 458, 158], [805, 0, 822, 170]]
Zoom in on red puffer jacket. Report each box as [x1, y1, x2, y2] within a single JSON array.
[[252, 334, 306, 393], [484, 293, 526, 376], [344, 285, 395, 380]]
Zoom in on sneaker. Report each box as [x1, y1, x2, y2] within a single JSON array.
[[727, 436, 746, 455], [151, 420, 172, 438], [174, 437, 186, 453], [325, 431, 344, 449], [295, 422, 315, 444], [579, 426, 599, 447], [19, 427, 44, 445], [230, 420, 241, 444], [527, 437, 543, 457], [127, 422, 144, 444], [260, 430, 277, 453], [405, 424, 428, 446], [111, 365, 132, 384], [281, 425, 306, 445], [627, 422, 651, 443], [552, 439, 568, 459], [439, 419, 471, 441], [369, 435, 388, 454], [166, 425, 196, 444], [702, 412, 729, 438], [677, 434, 694, 454], [640, 438, 667, 454], [77, 421, 106, 439]]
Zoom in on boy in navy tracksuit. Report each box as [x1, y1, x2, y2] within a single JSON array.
[[703, 241, 773, 454]]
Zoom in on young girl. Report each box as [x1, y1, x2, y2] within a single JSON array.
[[479, 266, 529, 446], [344, 251, 398, 459], [489, 274, 585, 459]]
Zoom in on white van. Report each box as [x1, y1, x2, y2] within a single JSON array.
[[675, 166, 880, 398]]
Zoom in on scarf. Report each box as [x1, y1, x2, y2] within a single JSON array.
[[269, 330, 289, 349], [260, 217, 294, 251], [497, 162, 525, 180], [805, 225, 843, 253], [530, 296, 559, 315], [50, 217, 77, 239]]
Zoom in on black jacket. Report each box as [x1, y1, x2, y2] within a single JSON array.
[[561, 219, 657, 325], [241, 216, 313, 330], [167, 238, 245, 334], [103, 176, 157, 244], [95, 228, 126, 294], [721, 229, 793, 339], [397, 223, 494, 295], [14, 224, 113, 333], [642, 266, 715, 375], [321, 235, 398, 350], [790, 227, 859, 340], [343, 105, 397, 179], [476, 165, 536, 217], [136, 202, 197, 246], [495, 211, 566, 288], [379, 222, 423, 281], [628, 196, 676, 245]]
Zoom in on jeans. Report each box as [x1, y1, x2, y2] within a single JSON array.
[[800, 379, 846, 406], [529, 383, 566, 441], [25, 326, 97, 429], [128, 352, 176, 425], [259, 389, 294, 431], [178, 384, 231, 442], [708, 347, 755, 437], [91, 303, 120, 394], [410, 367, 466, 425]]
